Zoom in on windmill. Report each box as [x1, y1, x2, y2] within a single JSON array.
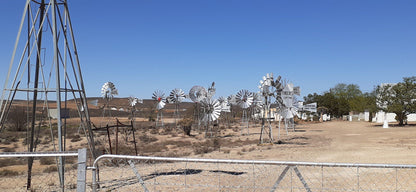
[[227, 94, 237, 127], [217, 96, 231, 128], [0, 1, 96, 189], [168, 88, 186, 126], [101, 82, 118, 125], [207, 82, 216, 99], [236, 90, 254, 135], [152, 90, 166, 127], [258, 73, 283, 143], [189, 85, 208, 129], [128, 96, 143, 124], [279, 82, 301, 134], [251, 92, 263, 121], [200, 98, 222, 137]]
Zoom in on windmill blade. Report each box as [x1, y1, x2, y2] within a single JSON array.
[[128, 96, 138, 107], [201, 98, 222, 122], [227, 94, 237, 105], [152, 90, 166, 110], [89, 99, 98, 107], [236, 89, 254, 109], [293, 86, 301, 96], [169, 88, 186, 103], [207, 82, 216, 99], [218, 96, 231, 112], [101, 82, 118, 100], [189, 86, 207, 103]]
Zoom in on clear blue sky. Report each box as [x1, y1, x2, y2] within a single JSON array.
[[0, 0, 415, 100]]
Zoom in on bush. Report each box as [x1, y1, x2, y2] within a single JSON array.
[[69, 135, 82, 142], [7, 107, 27, 132], [43, 166, 58, 173], [178, 118, 193, 136], [0, 169, 19, 177], [40, 157, 55, 165], [138, 134, 158, 143], [2, 147, 15, 152], [0, 158, 26, 168]]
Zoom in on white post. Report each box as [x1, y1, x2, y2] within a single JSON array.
[[383, 113, 389, 128]]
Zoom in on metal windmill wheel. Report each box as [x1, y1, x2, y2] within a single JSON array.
[[189, 86, 208, 130], [236, 90, 254, 135], [152, 90, 166, 127], [189, 86, 208, 103], [101, 82, 118, 101], [258, 73, 277, 143], [200, 98, 222, 137], [101, 82, 118, 126], [168, 88, 186, 126]]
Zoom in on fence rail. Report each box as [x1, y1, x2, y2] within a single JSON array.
[[90, 155, 416, 192], [0, 149, 86, 192]]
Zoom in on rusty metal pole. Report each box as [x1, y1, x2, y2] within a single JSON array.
[[131, 120, 138, 156], [115, 121, 119, 155], [106, 125, 112, 154]]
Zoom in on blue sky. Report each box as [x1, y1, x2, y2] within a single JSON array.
[[0, 0, 415, 100]]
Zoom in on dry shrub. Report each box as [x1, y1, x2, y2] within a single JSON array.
[[139, 143, 167, 154], [2, 147, 15, 152], [0, 158, 26, 168], [0, 169, 19, 177], [43, 166, 57, 173], [178, 118, 193, 136], [160, 127, 173, 135], [193, 138, 221, 155], [138, 134, 158, 143], [149, 128, 159, 135], [161, 150, 191, 157], [161, 140, 192, 148], [69, 134, 82, 142], [40, 157, 55, 165]]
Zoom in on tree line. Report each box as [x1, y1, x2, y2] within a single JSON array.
[[303, 76, 416, 126]]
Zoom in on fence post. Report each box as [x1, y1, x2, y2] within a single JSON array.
[[77, 148, 87, 192]]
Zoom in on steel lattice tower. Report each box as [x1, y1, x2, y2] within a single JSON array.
[[0, 0, 96, 189]]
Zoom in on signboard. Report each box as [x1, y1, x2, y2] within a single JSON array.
[[281, 83, 293, 107], [303, 102, 317, 113]]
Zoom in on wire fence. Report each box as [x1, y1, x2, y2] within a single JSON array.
[[0, 150, 86, 191], [91, 155, 416, 192], [1, 151, 416, 191]]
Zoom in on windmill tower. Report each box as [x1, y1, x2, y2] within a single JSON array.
[[258, 73, 283, 144], [236, 89, 253, 135], [101, 81, 118, 126], [168, 88, 186, 126], [0, 0, 96, 189], [189, 85, 207, 130], [152, 90, 166, 128]]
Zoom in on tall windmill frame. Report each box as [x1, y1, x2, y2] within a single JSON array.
[[0, 0, 96, 190]]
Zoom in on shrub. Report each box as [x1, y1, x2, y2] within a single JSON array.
[[43, 166, 58, 173], [138, 134, 158, 143], [7, 107, 27, 132], [40, 157, 55, 165], [0, 169, 19, 177], [69, 135, 82, 142], [3, 147, 15, 152], [178, 118, 193, 136]]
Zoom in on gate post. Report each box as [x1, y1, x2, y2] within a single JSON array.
[[77, 148, 87, 192]]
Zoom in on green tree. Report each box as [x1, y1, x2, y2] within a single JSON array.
[[376, 77, 416, 126]]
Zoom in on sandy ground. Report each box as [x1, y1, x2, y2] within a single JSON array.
[[190, 120, 416, 164], [2, 120, 416, 191]]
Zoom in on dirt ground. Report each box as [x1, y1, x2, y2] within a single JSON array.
[[184, 120, 416, 164]]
